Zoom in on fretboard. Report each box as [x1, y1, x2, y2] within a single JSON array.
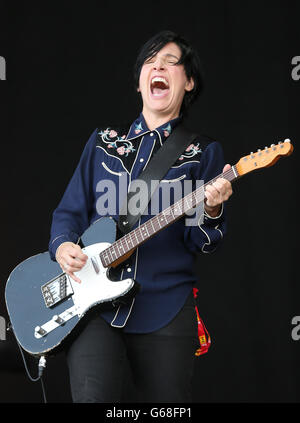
[[100, 165, 239, 268]]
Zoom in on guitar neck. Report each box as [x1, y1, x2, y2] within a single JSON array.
[[99, 165, 239, 268]]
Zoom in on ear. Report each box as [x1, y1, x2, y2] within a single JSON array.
[[185, 77, 194, 92], [137, 87, 141, 92]]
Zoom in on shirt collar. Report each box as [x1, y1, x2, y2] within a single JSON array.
[[126, 113, 182, 144]]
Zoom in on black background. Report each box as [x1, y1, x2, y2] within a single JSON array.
[[0, 0, 299, 404]]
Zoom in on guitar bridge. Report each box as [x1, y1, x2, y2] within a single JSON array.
[[41, 273, 73, 308]]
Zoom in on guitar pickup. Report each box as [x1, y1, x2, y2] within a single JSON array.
[[41, 274, 73, 308]]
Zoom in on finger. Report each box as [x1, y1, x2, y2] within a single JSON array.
[[212, 179, 228, 197], [65, 253, 88, 271], [64, 261, 84, 272], [70, 244, 88, 262], [204, 188, 218, 207], [214, 178, 233, 198], [63, 249, 87, 267], [223, 163, 231, 173], [61, 262, 82, 284], [68, 270, 82, 284], [206, 183, 223, 201]]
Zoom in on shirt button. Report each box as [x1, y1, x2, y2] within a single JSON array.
[[139, 158, 144, 163], [150, 132, 154, 136], [127, 268, 132, 272]]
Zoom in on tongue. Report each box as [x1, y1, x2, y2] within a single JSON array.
[[153, 87, 166, 95]]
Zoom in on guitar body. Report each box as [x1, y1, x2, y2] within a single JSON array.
[[5, 217, 139, 356]]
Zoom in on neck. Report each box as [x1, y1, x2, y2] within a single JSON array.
[[100, 165, 239, 269], [142, 109, 180, 131]]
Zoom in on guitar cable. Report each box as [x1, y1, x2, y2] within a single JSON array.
[[7, 321, 48, 403]]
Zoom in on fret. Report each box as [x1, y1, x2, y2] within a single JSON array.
[[172, 202, 182, 217], [123, 235, 130, 251], [141, 226, 147, 239], [194, 188, 204, 203], [159, 214, 167, 227], [136, 228, 143, 243], [133, 229, 139, 246], [150, 218, 156, 233], [161, 211, 169, 224], [144, 223, 150, 237], [130, 231, 137, 248], [114, 243, 121, 258], [162, 207, 170, 218], [107, 248, 114, 263], [184, 196, 192, 212], [100, 251, 109, 267], [157, 216, 162, 229], [154, 219, 160, 231], [118, 240, 125, 254], [169, 207, 175, 220], [127, 233, 134, 249]]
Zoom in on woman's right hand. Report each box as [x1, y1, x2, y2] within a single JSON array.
[[55, 242, 88, 283]]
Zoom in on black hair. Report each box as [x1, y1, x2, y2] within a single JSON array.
[[133, 30, 204, 115]]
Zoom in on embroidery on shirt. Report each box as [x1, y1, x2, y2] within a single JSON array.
[[178, 143, 202, 161], [98, 128, 136, 157], [134, 122, 144, 134], [162, 123, 172, 137]]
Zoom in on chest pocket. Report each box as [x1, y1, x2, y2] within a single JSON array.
[[101, 161, 123, 176], [160, 174, 187, 183]]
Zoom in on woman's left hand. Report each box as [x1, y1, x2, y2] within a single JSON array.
[[204, 164, 233, 217]]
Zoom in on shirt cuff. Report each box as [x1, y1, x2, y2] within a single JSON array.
[[49, 232, 80, 261], [200, 203, 224, 227]]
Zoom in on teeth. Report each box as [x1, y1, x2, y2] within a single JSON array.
[[151, 77, 169, 87]]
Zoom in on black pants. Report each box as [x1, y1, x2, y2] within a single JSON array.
[[65, 291, 199, 403]]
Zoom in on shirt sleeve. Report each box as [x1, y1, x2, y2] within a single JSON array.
[[48, 129, 98, 261], [184, 141, 227, 254]]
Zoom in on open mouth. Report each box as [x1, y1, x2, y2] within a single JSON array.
[[150, 76, 169, 97]]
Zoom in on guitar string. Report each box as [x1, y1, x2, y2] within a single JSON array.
[[101, 166, 237, 265], [99, 166, 238, 266]]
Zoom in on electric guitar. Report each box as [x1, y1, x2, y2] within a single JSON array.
[[5, 140, 294, 356]]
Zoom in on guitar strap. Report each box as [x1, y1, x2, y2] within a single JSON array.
[[116, 125, 212, 353], [117, 124, 198, 235]]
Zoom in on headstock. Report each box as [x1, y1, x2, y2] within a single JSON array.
[[235, 139, 294, 177]]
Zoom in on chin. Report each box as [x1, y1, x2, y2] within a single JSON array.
[[148, 99, 173, 114]]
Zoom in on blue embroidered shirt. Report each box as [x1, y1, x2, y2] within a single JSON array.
[[49, 113, 226, 333]]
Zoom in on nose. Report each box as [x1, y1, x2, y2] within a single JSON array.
[[153, 57, 165, 70]]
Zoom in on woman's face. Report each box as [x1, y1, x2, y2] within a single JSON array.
[[138, 42, 194, 119]]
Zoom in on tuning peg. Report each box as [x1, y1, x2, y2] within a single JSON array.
[[284, 139, 291, 143], [257, 148, 262, 155]]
